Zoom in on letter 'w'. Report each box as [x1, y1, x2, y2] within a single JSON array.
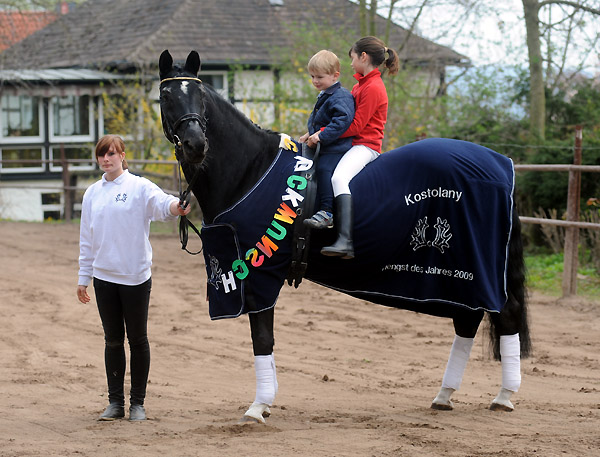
[[274, 202, 297, 225]]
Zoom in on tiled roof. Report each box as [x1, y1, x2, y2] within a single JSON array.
[[0, 0, 469, 70], [0, 11, 58, 52]]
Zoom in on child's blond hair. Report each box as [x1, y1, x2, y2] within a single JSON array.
[[307, 50, 341, 75]]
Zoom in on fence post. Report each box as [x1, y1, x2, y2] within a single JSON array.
[[562, 125, 583, 297], [60, 144, 73, 222]]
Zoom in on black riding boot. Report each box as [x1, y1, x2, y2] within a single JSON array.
[[321, 194, 354, 259]]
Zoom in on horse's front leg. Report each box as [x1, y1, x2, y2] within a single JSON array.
[[241, 307, 277, 424], [431, 310, 484, 410]]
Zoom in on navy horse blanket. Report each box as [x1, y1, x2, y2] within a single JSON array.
[[200, 136, 515, 320]]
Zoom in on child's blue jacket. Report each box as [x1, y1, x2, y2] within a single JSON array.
[[307, 81, 355, 154]]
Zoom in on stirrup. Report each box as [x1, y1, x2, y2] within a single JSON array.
[[303, 210, 334, 229]]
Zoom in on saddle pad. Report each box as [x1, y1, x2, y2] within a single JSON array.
[[305, 138, 515, 315]]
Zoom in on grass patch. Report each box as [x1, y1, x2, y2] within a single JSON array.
[[150, 220, 178, 234], [525, 252, 600, 298]]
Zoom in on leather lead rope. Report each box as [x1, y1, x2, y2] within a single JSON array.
[[175, 141, 203, 255]]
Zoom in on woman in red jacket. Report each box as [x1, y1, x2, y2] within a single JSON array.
[[321, 36, 399, 259]]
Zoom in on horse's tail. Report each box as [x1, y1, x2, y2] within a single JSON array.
[[488, 206, 532, 361]]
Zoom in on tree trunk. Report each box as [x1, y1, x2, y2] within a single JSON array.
[[522, 0, 545, 140], [369, 0, 378, 36], [359, 0, 368, 36], [384, 0, 397, 43]]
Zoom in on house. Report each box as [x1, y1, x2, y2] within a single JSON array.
[[0, 0, 469, 221], [0, 10, 58, 52]]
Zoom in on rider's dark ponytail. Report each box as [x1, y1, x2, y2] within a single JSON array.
[[350, 36, 399, 76]]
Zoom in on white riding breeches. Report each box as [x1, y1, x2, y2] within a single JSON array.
[[331, 144, 379, 196]]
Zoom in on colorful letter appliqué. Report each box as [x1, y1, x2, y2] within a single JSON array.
[[200, 135, 312, 319]]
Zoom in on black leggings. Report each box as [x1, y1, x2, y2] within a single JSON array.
[[93, 277, 152, 406]]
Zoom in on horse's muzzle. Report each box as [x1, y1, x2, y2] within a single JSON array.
[[181, 122, 208, 163]]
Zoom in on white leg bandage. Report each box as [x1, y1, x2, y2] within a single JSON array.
[[441, 335, 474, 391], [254, 353, 278, 406], [500, 333, 521, 392]]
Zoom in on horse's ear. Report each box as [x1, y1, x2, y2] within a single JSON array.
[[159, 50, 173, 79], [184, 51, 201, 76]]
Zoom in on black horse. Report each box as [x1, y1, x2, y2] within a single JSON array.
[[159, 50, 531, 423]]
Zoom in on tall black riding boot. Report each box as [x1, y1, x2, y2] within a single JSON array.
[[320, 194, 354, 259]]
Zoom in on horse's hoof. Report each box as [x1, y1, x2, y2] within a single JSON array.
[[241, 402, 270, 424], [238, 414, 265, 425], [490, 401, 514, 412], [431, 388, 455, 410], [430, 401, 454, 411], [490, 388, 515, 411]]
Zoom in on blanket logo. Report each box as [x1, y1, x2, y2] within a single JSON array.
[[208, 255, 223, 290], [410, 216, 452, 253]]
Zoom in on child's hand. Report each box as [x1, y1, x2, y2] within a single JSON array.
[[307, 131, 320, 148], [298, 132, 309, 143]]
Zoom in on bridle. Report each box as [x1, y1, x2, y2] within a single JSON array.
[[159, 75, 207, 254], [159, 76, 208, 157]]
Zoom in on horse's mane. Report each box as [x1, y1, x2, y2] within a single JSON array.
[[201, 80, 280, 138]]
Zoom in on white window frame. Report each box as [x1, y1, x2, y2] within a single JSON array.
[[0, 146, 45, 173], [0, 94, 44, 144], [199, 71, 228, 98], [41, 190, 64, 219], [49, 94, 95, 143], [48, 144, 95, 172]]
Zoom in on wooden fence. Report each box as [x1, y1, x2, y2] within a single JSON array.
[[1, 129, 599, 297], [512, 126, 600, 296]]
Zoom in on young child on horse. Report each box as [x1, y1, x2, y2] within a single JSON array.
[[76, 134, 191, 421], [300, 50, 355, 230], [320, 36, 399, 259]]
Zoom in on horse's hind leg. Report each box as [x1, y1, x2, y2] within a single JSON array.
[[489, 312, 522, 412], [431, 310, 484, 410], [242, 308, 278, 424], [487, 207, 529, 412]]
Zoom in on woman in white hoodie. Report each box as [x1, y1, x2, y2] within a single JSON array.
[[76, 134, 190, 421]]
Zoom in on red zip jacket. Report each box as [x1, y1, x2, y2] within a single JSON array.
[[340, 68, 388, 153]]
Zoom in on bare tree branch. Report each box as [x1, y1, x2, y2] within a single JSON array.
[[538, 0, 600, 15]]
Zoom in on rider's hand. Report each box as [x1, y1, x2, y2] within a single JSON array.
[[307, 131, 320, 148]]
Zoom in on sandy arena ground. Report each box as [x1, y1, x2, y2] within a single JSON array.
[[0, 220, 598, 456]]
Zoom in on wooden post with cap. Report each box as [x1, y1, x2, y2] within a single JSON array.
[[562, 125, 583, 296]]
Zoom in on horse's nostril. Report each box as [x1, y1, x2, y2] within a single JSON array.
[[184, 138, 204, 148]]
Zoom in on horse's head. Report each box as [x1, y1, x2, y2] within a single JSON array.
[[159, 50, 209, 164]]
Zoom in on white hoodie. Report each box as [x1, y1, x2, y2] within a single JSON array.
[[78, 170, 178, 286]]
